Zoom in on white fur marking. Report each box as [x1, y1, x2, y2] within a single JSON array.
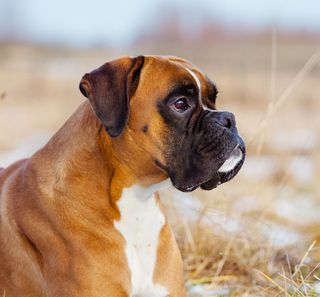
[[184, 67, 202, 103], [114, 180, 171, 297], [218, 147, 243, 173]]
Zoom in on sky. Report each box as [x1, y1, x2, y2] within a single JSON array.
[[0, 0, 319, 47]]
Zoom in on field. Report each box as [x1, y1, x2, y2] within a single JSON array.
[[0, 37, 320, 296]]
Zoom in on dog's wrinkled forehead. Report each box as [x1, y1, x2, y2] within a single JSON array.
[[166, 56, 218, 110]]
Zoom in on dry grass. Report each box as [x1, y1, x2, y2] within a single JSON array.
[[0, 36, 319, 296], [174, 208, 320, 296]]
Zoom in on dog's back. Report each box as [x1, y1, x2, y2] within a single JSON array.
[[0, 158, 44, 297], [0, 159, 28, 188]]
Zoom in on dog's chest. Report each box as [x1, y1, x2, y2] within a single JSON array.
[[114, 186, 168, 297]]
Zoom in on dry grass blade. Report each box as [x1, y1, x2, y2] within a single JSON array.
[[278, 272, 304, 296], [249, 52, 320, 145], [256, 27, 278, 154], [0, 92, 6, 100], [191, 258, 212, 278], [292, 241, 317, 278], [211, 275, 238, 282], [182, 219, 197, 253], [292, 262, 320, 296], [254, 269, 291, 297], [214, 237, 233, 278], [282, 265, 288, 294]]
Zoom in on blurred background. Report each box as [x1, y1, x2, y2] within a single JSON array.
[[0, 0, 320, 295]]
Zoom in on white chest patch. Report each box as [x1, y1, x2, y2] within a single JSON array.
[[114, 180, 170, 297]]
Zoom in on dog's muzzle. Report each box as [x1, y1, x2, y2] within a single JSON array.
[[164, 110, 246, 192], [196, 110, 246, 190]]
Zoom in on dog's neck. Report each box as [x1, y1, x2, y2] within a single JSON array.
[[31, 102, 167, 218]]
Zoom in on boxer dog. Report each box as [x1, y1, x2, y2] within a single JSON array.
[[0, 56, 245, 297]]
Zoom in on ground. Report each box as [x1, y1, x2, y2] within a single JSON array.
[[0, 38, 319, 296]]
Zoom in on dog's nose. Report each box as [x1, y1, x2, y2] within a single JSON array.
[[214, 111, 236, 129]]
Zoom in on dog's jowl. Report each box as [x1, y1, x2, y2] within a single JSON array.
[[0, 56, 245, 297]]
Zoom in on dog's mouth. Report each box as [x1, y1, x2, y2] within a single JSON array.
[[171, 141, 246, 192], [155, 139, 246, 193], [200, 143, 246, 191]]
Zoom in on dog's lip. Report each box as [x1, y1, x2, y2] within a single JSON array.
[[218, 145, 245, 181], [217, 144, 243, 173], [173, 184, 199, 192], [200, 143, 246, 191]]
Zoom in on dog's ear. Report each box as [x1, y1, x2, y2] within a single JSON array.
[[79, 56, 145, 137]]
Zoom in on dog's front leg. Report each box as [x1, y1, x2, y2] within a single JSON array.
[[44, 276, 131, 297], [41, 247, 132, 297]]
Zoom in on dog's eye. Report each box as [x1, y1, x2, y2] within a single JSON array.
[[172, 98, 190, 112]]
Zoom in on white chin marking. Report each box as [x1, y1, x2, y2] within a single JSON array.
[[218, 147, 243, 173]]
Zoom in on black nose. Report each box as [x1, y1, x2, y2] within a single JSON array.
[[214, 111, 236, 129]]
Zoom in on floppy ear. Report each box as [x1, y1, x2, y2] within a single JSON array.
[[79, 56, 145, 137]]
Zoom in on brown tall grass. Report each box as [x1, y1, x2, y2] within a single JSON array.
[[0, 35, 319, 296]]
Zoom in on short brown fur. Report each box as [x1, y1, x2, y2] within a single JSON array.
[[0, 56, 208, 296]]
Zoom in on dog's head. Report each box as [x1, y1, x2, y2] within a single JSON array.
[[80, 56, 245, 191]]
